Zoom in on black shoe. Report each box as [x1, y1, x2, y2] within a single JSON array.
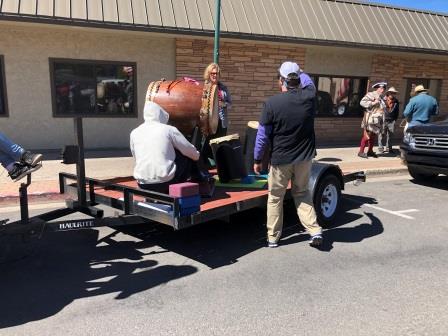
[[8, 163, 42, 182], [357, 152, 368, 159], [309, 234, 323, 247], [20, 151, 43, 167], [367, 151, 378, 158]]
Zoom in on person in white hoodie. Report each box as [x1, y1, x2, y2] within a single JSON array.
[[130, 101, 200, 193]]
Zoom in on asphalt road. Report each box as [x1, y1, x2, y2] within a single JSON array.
[[1, 175, 448, 336]]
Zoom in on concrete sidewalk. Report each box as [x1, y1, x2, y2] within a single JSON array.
[[0, 146, 407, 205]]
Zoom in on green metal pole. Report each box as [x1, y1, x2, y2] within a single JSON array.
[[213, 0, 221, 64]]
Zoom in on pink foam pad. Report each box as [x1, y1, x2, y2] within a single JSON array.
[[169, 182, 199, 197]]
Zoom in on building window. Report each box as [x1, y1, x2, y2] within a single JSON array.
[[50, 59, 137, 118], [0, 55, 8, 117], [404, 78, 441, 104], [310, 75, 368, 117]]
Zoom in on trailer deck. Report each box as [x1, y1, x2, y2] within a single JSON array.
[[1, 165, 365, 240], [60, 172, 271, 230]]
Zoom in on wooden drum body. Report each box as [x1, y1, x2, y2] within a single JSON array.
[[146, 79, 219, 137]]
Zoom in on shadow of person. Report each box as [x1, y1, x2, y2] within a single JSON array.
[[279, 193, 382, 250], [315, 212, 383, 252], [0, 229, 197, 329], [378, 150, 401, 158]]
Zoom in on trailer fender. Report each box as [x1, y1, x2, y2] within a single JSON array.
[[308, 162, 344, 196], [308, 162, 345, 227]]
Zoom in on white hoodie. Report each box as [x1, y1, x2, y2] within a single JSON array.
[[130, 102, 200, 184]]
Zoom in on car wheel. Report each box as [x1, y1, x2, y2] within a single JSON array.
[[314, 174, 341, 227], [408, 166, 438, 181]]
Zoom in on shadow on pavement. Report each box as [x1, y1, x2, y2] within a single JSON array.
[[280, 194, 383, 251], [39, 148, 132, 160], [409, 175, 448, 190], [0, 229, 196, 329], [119, 208, 268, 270], [314, 212, 383, 252], [0, 193, 382, 328], [316, 157, 342, 162], [121, 194, 381, 266]]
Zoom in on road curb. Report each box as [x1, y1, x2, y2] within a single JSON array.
[[363, 167, 408, 177], [0, 192, 65, 207]]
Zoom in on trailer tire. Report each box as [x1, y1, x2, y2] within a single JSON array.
[[314, 174, 341, 227]]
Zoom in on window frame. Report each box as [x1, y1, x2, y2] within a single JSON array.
[[49, 58, 138, 118], [404, 78, 442, 104], [309, 73, 369, 118], [0, 55, 9, 117]]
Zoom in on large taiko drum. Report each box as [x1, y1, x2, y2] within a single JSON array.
[[146, 79, 219, 137]]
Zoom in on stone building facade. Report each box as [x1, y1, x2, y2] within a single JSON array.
[[176, 38, 448, 144], [1, 0, 447, 149]]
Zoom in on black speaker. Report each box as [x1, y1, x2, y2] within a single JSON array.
[[210, 135, 247, 183], [61, 145, 79, 164]]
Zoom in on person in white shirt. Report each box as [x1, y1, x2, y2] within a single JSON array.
[[130, 101, 200, 193]]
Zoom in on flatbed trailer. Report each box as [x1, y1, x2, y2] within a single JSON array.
[[1, 162, 365, 240]]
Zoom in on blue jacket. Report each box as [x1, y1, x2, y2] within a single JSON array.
[[403, 93, 438, 125]]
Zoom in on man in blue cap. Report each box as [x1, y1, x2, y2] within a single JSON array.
[[253, 61, 322, 248]]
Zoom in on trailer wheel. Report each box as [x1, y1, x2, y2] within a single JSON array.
[[314, 174, 341, 227]]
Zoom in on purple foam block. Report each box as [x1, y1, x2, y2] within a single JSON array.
[[169, 182, 199, 198]]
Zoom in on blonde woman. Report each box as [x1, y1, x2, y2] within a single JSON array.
[[204, 63, 232, 137]]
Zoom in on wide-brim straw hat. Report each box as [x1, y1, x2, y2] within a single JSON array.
[[387, 86, 398, 93], [414, 84, 428, 93]]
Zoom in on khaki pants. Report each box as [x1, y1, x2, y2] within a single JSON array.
[[267, 160, 322, 243]]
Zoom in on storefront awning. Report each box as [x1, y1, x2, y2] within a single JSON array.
[[1, 0, 447, 55]]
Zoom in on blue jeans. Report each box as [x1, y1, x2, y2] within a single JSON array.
[[0, 131, 24, 169]]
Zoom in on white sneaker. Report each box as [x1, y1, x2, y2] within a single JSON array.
[[267, 241, 278, 248]]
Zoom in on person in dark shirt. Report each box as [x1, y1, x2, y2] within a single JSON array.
[[378, 87, 400, 153], [254, 61, 322, 248]]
